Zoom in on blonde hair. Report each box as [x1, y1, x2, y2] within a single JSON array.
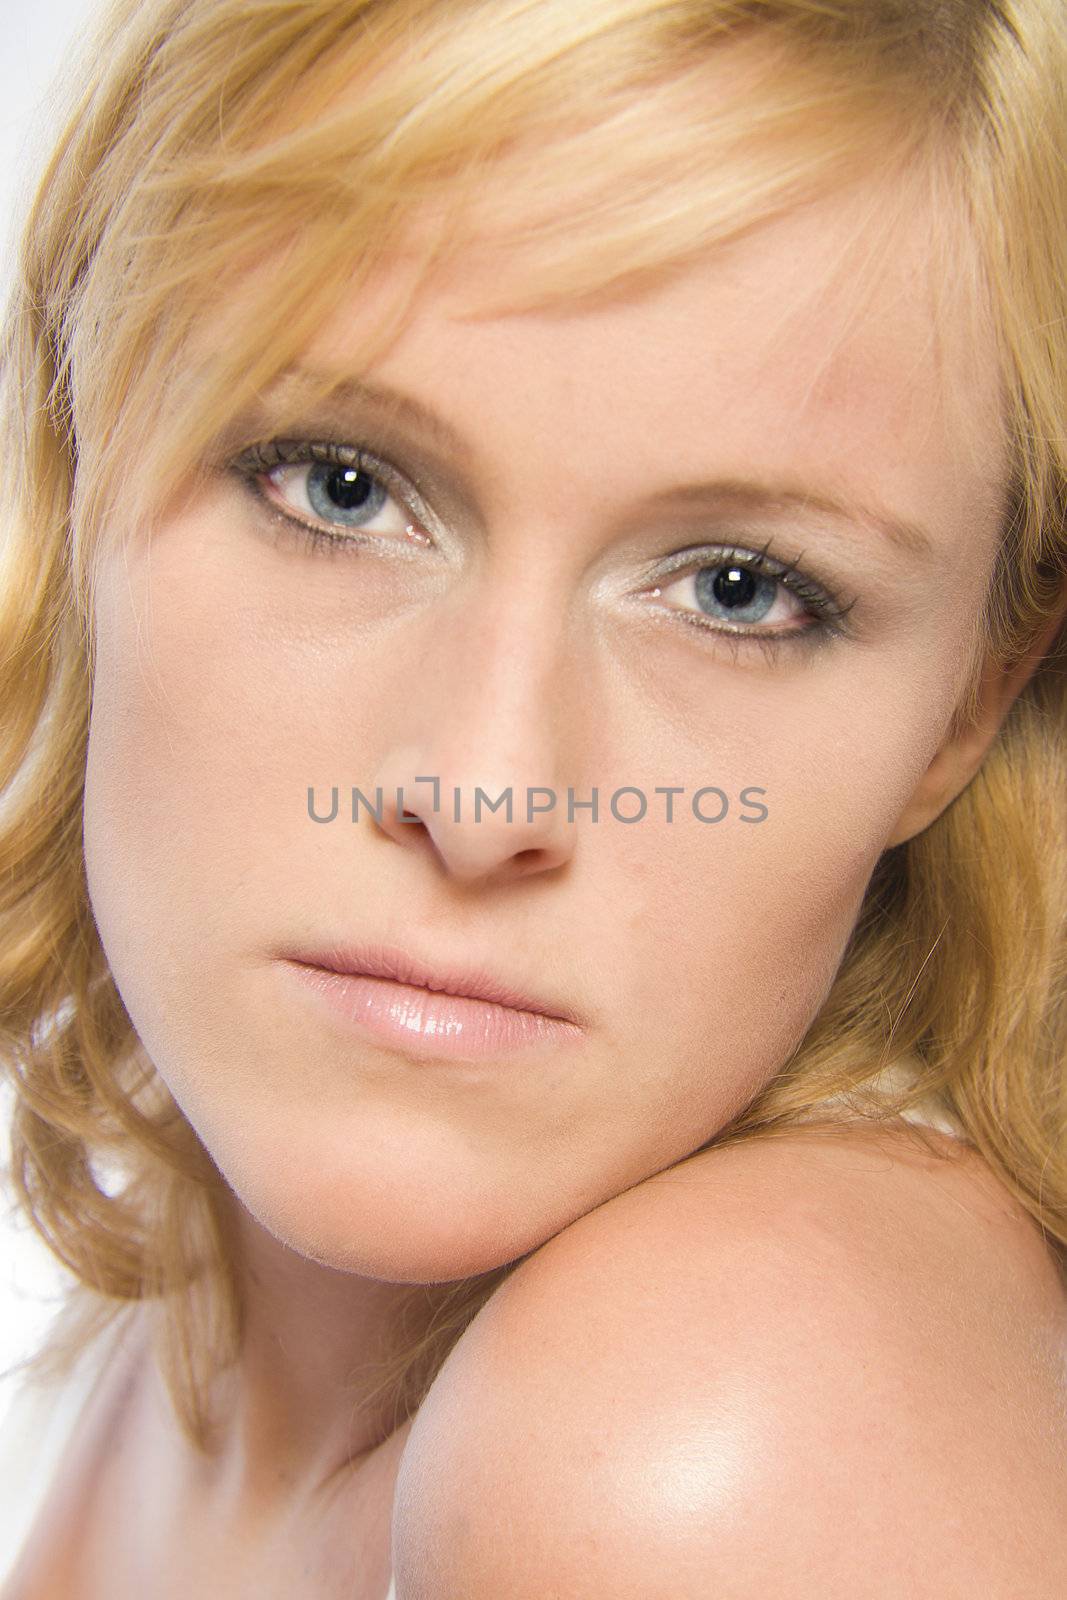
[[2, 0, 1066, 1451]]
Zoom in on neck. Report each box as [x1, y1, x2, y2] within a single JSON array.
[[158, 1201, 439, 1514]]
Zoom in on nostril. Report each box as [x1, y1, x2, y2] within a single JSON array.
[[514, 846, 562, 877]]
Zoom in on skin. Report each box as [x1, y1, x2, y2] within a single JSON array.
[[393, 1125, 1067, 1596], [79, 145, 1067, 1576]]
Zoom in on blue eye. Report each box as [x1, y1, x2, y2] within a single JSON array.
[[644, 540, 855, 653], [694, 563, 777, 624], [305, 461, 390, 526], [229, 437, 433, 554]]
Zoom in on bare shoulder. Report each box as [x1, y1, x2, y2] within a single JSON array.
[[393, 1123, 1067, 1598]]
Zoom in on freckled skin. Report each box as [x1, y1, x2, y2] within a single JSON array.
[[77, 151, 1039, 1557]]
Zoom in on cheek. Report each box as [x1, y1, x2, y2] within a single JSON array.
[[82, 514, 327, 917], [81, 536, 280, 1115], [607, 685, 944, 1124], [603, 796, 873, 1122]]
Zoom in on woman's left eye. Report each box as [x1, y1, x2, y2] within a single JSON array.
[[229, 438, 433, 554], [652, 560, 808, 634], [640, 542, 856, 648]]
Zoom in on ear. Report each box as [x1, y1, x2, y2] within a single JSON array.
[[885, 591, 1067, 850]]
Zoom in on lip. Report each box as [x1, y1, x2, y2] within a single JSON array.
[[284, 939, 581, 1021], [277, 939, 586, 1062]]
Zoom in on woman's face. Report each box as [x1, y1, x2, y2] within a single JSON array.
[[83, 164, 1009, 1280]]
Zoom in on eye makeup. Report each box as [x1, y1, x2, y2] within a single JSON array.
[[226, 430, 863, 666]]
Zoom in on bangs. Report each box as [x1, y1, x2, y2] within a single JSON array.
[[61, 0, 991, 637]]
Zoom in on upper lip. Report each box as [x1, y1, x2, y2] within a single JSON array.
[[282, 940, 584, 1026]]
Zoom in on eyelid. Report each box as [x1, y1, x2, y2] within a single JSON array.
[[227, 423, 476, 542], [639, 539, 859, 636], [230, 435, 449, 549], [229, 432, 860, 641]]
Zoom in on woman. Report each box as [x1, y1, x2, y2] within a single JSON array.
[[1, 0, 1066, 1592]]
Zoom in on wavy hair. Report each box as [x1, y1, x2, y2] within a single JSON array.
[[2, 0, 1066, 1451]]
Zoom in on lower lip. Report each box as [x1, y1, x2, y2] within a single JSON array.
[[281, 960, 585, 1061]]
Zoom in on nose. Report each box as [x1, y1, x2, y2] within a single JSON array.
[[367, 583, 580, 886]]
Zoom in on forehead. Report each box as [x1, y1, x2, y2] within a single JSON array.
[[286, 164, 1008, 565]]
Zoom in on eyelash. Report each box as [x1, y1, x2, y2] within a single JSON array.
[[230, 437, 423, 557], [228, 436, 858, 663]]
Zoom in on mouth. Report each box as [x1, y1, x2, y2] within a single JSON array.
[[277, 939, 586, 1062]]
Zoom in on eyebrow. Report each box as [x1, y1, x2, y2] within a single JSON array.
[[262, 364, 936, 560]]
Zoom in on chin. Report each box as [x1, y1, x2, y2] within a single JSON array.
[[213, 1127, 565, 1284]]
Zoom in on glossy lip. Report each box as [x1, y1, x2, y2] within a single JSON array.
[[280, 939, 583, 1025], [277, 941, 586, 1062]]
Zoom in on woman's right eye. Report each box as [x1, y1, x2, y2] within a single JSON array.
[[230, 438, 435, 556]]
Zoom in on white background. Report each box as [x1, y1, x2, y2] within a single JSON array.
[[0, 0, 106, 299], [0, 0, 107, 1424]]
